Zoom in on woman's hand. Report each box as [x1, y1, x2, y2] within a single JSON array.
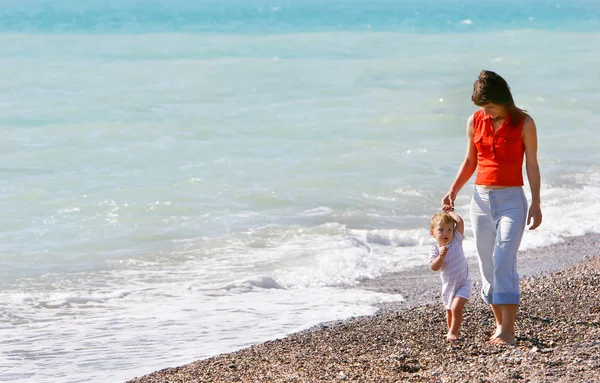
[[527, 202, 542, 230], [441, 191, 456, 212]]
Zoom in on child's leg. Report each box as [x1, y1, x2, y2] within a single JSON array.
[[446, 309, 452, 331], [447, 297, 468, 341]]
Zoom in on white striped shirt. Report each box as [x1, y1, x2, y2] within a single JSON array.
[[429, 231, 471, 308]]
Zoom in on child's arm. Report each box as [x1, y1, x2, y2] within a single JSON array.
[[429, 246, 448, 271], [447, 210, 464, 235]]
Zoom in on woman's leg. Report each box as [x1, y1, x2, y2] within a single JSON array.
[[490, 188, 527, 344], [490, 304, 503, 337], [471, 187, 527, 344], [470, 188, 496, 304], [491, 189, 527, 304], [490, 304, 518, 345], [471, 188, 503, 336]]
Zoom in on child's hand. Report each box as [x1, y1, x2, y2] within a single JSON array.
[[439, 246, 448, 258]]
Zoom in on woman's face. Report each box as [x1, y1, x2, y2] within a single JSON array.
[[481, 103, 506, 119]]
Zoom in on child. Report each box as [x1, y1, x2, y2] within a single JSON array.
[[429, 210, 471, 341]]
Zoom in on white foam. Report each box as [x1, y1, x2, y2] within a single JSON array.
[[362, 192, 396, 201], [360, 228, 429, 247], [1, 274, 401, 383], [57, 207, 81, 214], [302, 206, 334, 216], [519, 184, 600, 249], [393, 187, 424, 197], [405, 148, 428, 154]]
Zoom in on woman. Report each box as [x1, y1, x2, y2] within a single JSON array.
[[441, 70, 542, 345]]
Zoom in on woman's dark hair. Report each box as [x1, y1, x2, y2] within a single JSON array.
[[471, 70, 527, 125]]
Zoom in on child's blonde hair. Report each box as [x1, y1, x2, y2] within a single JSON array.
[[429, 212, 454, 230]]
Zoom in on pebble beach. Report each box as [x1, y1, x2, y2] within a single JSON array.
[[125, 233, 600, 383]]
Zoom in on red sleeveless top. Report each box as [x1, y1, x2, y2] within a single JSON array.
[[473, 109, 525, 186]]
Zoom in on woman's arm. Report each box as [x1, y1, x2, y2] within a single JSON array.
[[442, 114, 478, 211], [522, 116, 542, 230]]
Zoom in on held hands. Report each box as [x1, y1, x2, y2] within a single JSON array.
[[441, 191, 456, 212], [527, 202, 543, 230]]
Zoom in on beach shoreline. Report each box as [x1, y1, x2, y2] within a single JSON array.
[[361, 232, 600, 312], [125, 233, 600, 383]]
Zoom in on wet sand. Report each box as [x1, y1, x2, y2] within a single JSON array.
[[125, 233, 600, 383]]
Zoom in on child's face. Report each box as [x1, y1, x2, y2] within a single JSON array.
[[431, 221, 454, 246]]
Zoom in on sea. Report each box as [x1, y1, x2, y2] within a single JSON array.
[[1, 0, 599, 382]]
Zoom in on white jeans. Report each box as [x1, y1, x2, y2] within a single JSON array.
[[470, 186, 527, 305]]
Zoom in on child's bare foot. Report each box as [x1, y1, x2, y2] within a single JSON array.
[[446, 333, 458, 342], [488, 332, 515, 345]]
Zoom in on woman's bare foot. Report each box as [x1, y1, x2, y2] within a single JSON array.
[[490, 326, 502, 338], [488, 332, 515, 345], [446, 333, 458, 342]]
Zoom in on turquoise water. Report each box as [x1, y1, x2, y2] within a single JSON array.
[[1, 0, 599, 33], [1, 1, 600, 382]]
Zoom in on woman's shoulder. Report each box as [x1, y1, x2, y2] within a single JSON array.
[[472, 109, 485, 120], [467, 110, 484, 136], [469, 110, 486, 129], [521, 114, 536, 132], [513, 110, 533, 127], [523, 114, 535, 125]]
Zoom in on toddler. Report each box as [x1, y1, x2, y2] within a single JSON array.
[[429, 210, 472, 341]]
